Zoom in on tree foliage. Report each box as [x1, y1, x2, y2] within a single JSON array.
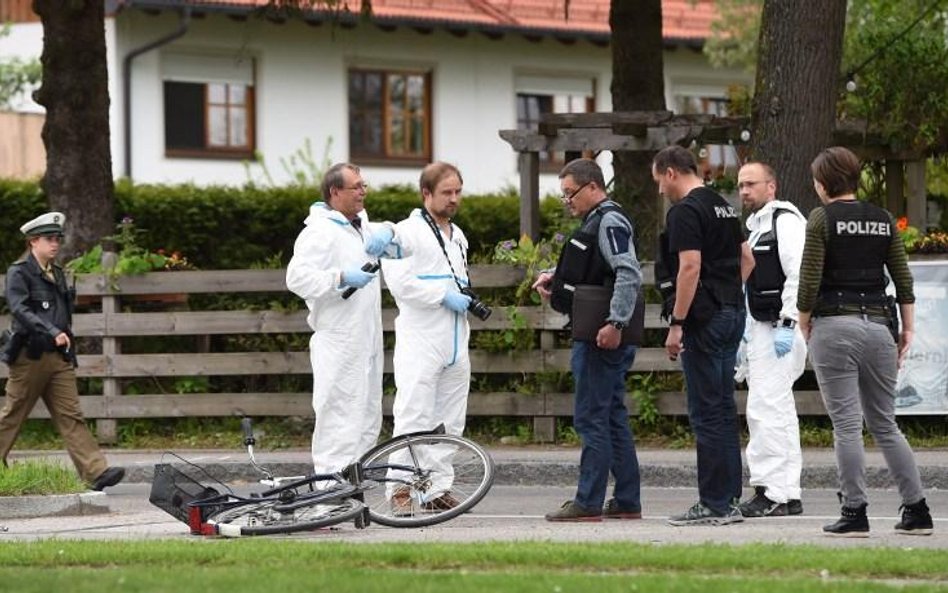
[[702, 0, 761, 71], [705, 0, 948, 155], [0, 24, 41, 109], [840, 0, 948, 153]]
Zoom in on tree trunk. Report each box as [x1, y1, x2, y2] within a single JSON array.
[[32, 0, 114, 260], [750, 0, 846, 215], [610, 0, 665, 259]]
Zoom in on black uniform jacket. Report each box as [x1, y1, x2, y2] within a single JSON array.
[[5, 253, 74, 345]]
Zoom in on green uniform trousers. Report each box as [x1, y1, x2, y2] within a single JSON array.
[[0, 350, 107, 484]]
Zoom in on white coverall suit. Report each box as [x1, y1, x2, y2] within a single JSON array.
[[742, 200, 808, 503], [286, 202, 389, 474], [380, 209, 471, 500]]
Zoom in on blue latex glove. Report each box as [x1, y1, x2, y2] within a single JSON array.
[[734, 332, 749, 383], [774, 326, 795, 358], [442, 290, 472, 313], [340, 266, 376, 289], [364, 226, 394, 258]]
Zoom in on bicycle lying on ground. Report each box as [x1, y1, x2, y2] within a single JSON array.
[[150, 419, 496, 537]]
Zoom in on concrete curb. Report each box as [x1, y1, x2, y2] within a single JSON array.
[[122, 461, 948, 490], [0, 491, 110, 519]]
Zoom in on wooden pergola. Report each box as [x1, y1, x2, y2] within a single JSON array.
[[499, 111, 931, 241]]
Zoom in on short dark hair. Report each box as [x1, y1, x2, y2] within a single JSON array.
[[321, 162, 360, 202], [810, 147, 860, 198], [558, 158, 605, 188], [652, 145, 698, 175], [743, 160, 777, 181], [419, 162, 463, 196]]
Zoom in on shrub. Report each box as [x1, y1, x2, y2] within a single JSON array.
[[0, 179, 571, 269]]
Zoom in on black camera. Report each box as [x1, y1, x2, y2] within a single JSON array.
[[460, 287, 492, 321]]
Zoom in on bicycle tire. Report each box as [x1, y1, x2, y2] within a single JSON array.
[[206, 494, 363, 537], [360, 433, 495, 528]]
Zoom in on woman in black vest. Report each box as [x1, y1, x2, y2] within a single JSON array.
[[797, 146, 932, 537]]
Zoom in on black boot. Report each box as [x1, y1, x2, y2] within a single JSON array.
[[895, 498, 934, 536], [823, 501, 869, 537]]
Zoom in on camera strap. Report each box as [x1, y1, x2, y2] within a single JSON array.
[[419, 208, 469, 290]]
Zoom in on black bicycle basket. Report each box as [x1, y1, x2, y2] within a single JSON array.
[[149, 463, 222, 524]]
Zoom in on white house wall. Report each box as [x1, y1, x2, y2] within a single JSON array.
[[113, 11, 750, 194]]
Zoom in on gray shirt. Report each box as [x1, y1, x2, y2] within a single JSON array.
[[597, 203, 643, 324]]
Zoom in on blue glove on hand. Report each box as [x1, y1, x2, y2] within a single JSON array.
[[734, 332, 749, 383], [364, 226, 394, 258], [340, 266, 376, 289], [774, 326, 795, 358], [442, 290, 472, 313]]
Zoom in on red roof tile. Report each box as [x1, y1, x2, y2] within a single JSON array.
[[114, 0, 716, 41]]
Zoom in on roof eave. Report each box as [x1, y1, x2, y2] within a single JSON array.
[[108, 0, 707, 47]]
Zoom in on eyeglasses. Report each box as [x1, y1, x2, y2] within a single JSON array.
[[561, 181, 591, 203], [341, 183, 369, 192], [737, 180, 771, 190]]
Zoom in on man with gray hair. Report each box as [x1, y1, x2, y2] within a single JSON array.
[[286, 162, 400, 474], [533, 158, 645, 522]]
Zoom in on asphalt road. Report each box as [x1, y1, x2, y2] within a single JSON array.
[[2, 483, 946, 548]]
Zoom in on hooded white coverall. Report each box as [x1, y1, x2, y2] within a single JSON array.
[[380, 209, 471, 500], [286, 202, 391, 474], [743, 200, 808, 504]]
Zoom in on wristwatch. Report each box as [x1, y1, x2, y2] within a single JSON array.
[[781, 318, 797, 329], [669, 315, 685, 327], [608, 320, 626, 330]]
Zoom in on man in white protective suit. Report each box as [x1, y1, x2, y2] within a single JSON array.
[[286, 162, 402, 474], [735, 161, 808, 517], [380, 162, 475, 513]]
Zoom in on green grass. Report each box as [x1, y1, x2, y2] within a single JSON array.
[[0, 459, 86, 495], [0, 540, 946, 593]]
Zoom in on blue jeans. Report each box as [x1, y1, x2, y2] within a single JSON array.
[[680, 306, 744, 514], [571, 341, 640, 511]]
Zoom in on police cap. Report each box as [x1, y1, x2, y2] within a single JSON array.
[[20, 212, 66, 237]]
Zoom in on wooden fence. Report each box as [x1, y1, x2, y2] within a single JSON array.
[[0, 265, 826, 442]]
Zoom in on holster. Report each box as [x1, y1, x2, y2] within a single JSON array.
[[26, 335, 49, 360], [885, 295, 900, 344], [0, 330, 25, 365]]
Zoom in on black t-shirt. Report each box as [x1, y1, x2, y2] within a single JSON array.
[[666, 186, 744, 303]]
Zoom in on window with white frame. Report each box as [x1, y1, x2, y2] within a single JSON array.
[[515, 74, 595, 168], [348, 68, 431, 164], [162, 53, 255, 158]]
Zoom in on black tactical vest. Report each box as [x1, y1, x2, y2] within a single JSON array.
[[655, 191, 743, 324], [550, 202, 632, 315], [816, 200, 891, 311], [746, 208, 787, 322]]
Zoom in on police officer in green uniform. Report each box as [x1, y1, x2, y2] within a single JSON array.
[[0, 212, 125, 491], [798, 147, 932, 537]]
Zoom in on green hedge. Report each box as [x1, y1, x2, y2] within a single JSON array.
[[0, 179, 568, 269], [0, 180, 48, 267]]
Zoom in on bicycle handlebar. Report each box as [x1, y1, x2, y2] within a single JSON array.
[[241, 417, 255, 447]]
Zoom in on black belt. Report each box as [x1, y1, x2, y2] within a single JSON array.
[[819, 312, 890, 326]]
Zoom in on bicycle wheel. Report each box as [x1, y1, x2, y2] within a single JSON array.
[[206, 494, 363, 537], [360, 433, 495, 528]]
